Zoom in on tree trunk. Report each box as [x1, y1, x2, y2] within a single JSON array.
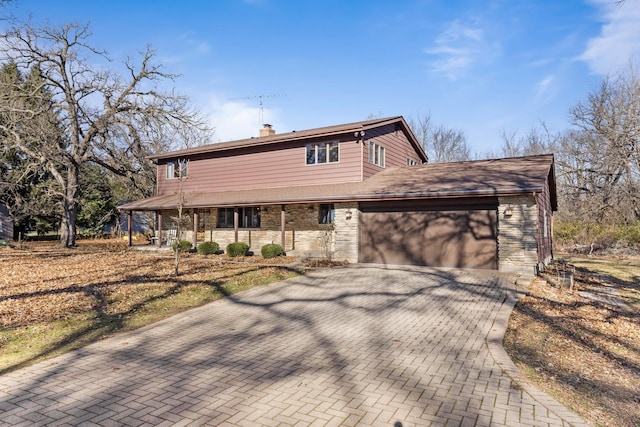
[[59, 168, 79, 248]]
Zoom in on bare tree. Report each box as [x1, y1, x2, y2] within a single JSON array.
[[407, 113, 471, 163], [561, 63, 640, 223], [171, 159, 190, 277], [499, 124, 557, 158], [0, 22, 212, 247]]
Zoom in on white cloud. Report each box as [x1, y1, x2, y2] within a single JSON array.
[[535, 75, 556, 103], [425, 19, 499, 80], [178, 31, 211, 55], [580, 0, 640, 75], [205, 95, 279, 142]]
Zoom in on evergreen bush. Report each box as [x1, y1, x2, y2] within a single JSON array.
[[172, 240, 193, 252], [261, 243, 284, 258], [226, 242, 249, 257], [197, 241, 220, 255]]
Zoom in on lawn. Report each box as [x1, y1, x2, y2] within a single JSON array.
[[0, 240, 302, 374], [504, 253, 640, 427]]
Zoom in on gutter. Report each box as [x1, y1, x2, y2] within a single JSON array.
[[118, 186, 543, 211]]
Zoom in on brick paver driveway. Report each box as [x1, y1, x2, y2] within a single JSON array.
[[1, 266, 587, 426]]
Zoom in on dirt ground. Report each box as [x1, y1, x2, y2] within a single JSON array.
[[504, 255, 640, 427]]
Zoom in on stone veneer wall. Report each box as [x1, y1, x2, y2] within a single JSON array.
[[498, 196, 539, 275], [333, 202, 359, 263], [170, 204, 348, 257]]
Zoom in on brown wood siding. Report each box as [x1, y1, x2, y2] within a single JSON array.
[[363, 123, 424, 179], [536, 177, 554, 263], [157, 138, 363, 195], [359, 199, 498, 269]]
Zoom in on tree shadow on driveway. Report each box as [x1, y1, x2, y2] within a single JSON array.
[[0, 266, 575, 426]]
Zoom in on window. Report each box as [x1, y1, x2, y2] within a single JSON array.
[[318, 203, 335, 224], [241, 206, 261, 228], [369, 141, 385, 167], [216, 207, 261, 228], [543, 209, 548, 238], [166, 159, 188, 179], [306, 141, 339, 165], [406, 158, 419, 166], [217, 208, 234, 228]]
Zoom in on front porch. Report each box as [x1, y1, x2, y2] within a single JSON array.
[[123, 202, 359, 262]]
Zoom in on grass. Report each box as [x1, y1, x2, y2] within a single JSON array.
[[0, 240, 302, 374]]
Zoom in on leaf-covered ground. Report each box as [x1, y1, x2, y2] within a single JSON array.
[[0, 240, 301, 373], [504, 255, 640, 427], [3, 241, 638, 427]]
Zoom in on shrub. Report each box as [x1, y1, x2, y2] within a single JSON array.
[[172, 240, 193, 252], [261, 243, 284, 259], [616, 224, 640, 247], [197, 241, 220, 255], [226, 242, 249, 257]]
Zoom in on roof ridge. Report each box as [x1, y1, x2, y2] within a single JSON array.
[[149, 116, 406, 160]]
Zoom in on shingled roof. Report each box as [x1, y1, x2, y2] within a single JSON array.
[[149, 116, 427, 162], [119, 154, 556, 211]]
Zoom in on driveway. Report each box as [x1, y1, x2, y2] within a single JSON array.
[[0, 266, 587, 426]]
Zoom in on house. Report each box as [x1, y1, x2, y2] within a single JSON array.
[[0, 203, 14, 241], [119, 116, 557, 274]]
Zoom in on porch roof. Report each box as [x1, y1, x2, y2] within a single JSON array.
[[119, 154, 556, 211]]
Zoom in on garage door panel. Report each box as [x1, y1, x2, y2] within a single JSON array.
[[360, 209, 497, 269]]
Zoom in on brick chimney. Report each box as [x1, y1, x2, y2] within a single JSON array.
[[259, 123, 276, 137]]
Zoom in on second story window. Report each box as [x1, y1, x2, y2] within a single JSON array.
[[407, 158, 419, 166], [369, 141, 385, 167], [166, 159, 188, 179], [306, 141, 339, 165]]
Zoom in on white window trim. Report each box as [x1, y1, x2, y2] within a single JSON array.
[[166, 159, 188, 179], [369, 141, 385, 167], [305, 141, 339, 165]]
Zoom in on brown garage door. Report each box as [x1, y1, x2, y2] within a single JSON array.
[[360, 200, 498, 269]]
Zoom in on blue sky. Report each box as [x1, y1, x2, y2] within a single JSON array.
[[6, 0, 640, 155]]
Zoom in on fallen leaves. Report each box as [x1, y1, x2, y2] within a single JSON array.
[[0, 241, 301, 330], [505, 256, 640, 427]]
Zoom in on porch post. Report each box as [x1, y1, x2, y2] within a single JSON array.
[[280, 205, 286, 249], [157, 211, 163, 248], [127, 210, 133, 247], [234, 207, 239, 242], [192, 209, 198, 249]]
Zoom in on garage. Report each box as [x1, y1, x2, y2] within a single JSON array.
[[359, 199, 498, 269]]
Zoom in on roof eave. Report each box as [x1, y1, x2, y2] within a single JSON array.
[[118, 186, 542, 212]]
